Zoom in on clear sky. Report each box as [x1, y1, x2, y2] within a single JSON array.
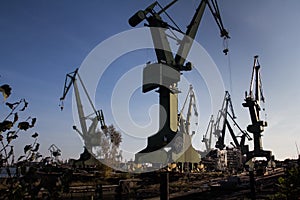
[[1, 0, 300, 161]]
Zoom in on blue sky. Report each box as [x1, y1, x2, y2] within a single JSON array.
[[1, 0, 300, 161]]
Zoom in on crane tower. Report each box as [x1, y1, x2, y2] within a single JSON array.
[[243, 56, 272, 161], [129, 0, 229, 165]]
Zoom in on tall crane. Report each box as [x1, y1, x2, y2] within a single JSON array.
[[242, 56, 272, 161], [202, 115, 214, 153], [129, 0, 229, 163], [60, 68, 107, 150]]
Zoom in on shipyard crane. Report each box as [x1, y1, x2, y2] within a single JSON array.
[[129, 0, 229, 163], [242, 56, 272, 161], [178, 84, 198, 136], [214, 91, 252, 155], [202, 115, 214, 153], [176, 85, 198, 154], [214, 91, 236, 150], [172, 85, 198, 153], [175, 85, 200, 169], [60, 68, 107, 150], [48, 144, 62, 162]]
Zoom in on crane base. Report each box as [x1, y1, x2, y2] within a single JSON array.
[[246, 149, 272, 162]]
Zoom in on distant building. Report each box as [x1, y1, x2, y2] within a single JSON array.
[[226, 148, 243, 171], [202, 149, 227, 171]]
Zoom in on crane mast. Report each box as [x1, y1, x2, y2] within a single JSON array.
[[73, 77, 88, 137], [242, 56, 272, 161], [129, 0, 229, 163]]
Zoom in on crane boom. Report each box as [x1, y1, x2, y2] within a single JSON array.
[[60, 68, 78, 103], [206, 0, 229, 38], [174, 0, 206, 67]]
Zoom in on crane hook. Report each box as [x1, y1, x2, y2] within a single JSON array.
[[223, 37, 229, 55], [59, 100, 64, 111]]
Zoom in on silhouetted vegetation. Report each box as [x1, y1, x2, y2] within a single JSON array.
[[0, 82, 75, 200], [270, 163, 300, 200]]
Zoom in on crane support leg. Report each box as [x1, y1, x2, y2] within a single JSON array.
[[135, 87, 177, 164]]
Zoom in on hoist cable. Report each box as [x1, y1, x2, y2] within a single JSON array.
[[157, 1, 183, 33], [227, 48, 233, 95]]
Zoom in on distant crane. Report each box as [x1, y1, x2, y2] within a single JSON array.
[[296, 142, 300, 156], [48, 144, 61, 162], [60, 68, 107, 150], [214, 91, 236, 150], [175, 85, 200, 167], [129, 0, 229, 163], [178, 84, 198, 136], [242, 55, 272, 161], [296, 142, 300, 162], [202, 115, 214, 153], [212, 91, 251, 155]]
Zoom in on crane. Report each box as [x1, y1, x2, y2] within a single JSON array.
[[214, 91, 236, 150], [202, 115, 214, 153], [296, 142, 300, 156], [48, 144, 62, 163], [242, 56, 272, 161], [175, 85, 200, 169], [129, 0, 229, 163], [175, 85, 198, 154], [213, 91, 251, 155], [60, 68, 107, 150], [178, 84, 198, 136]]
